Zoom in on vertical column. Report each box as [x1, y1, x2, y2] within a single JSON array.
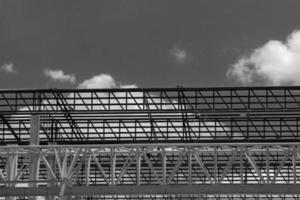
[[162, 149, 166, 185], [188, 148, 192, 185], [110, 149, 116, 185], [47, 144, 56, 200], [214, 146, 218, 184], [292, 146, 297, 184], [136, 148, 141, 186], [6, 147, 18, 200], [29, 114, 40, 200], [266, 146, 270, 184], [30, 114, 40, 145], [239, 147, 244, 184], [86, 152, 91, 186]]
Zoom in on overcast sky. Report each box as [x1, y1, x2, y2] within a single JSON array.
[[1, 0, 300, 89]]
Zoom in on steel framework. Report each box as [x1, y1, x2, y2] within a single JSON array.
[[1, 87, 300, 199]]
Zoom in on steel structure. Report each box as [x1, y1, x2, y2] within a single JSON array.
[[1, 87, 300, 199]]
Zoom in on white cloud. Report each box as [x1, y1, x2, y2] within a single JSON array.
[[169, 45, 189, 64], [1, 63, 16, 73], [120, 84, 138, 89], [77, 74, 137, 89], [44, 69, 76, 84], [227, 30, 300, 85]]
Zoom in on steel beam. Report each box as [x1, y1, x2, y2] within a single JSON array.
[[29, 114, 40, 200], [2, 185, 300, 197]]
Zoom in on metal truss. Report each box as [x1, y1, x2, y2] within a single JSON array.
[[2, 87, 300, 114], [1, 87, 300, 199], [0, 143, 300, 199], [1, 87, 300, 144]]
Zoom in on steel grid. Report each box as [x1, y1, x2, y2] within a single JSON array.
[[1, 87, 300, 144], [2, 87, 300, 114]]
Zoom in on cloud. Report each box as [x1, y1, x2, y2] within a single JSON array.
[[227, 30, 300, 85], [169, 45, 189, 64], [1, 63, 16, 73], [120, 84, 138, 89], [77, 74, 137, 89], [44, 69, 76, 84]]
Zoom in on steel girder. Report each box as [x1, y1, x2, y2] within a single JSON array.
[[1, 87, 300, 114], [0, 143, 299, 198]]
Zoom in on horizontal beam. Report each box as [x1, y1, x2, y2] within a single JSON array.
[[2, 185, 300, 197], [2, 86, 300, 93], [3, 115, 300, 144], [1, 87, 300, 115], [0, 142, 298, 149]]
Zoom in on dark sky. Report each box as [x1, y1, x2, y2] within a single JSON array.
[[1, 0, 300, 89]]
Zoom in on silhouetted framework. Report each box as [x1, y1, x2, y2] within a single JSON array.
[[1, 87, 300, 199]]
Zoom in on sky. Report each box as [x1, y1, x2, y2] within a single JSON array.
[[1, 0, 300, 89]]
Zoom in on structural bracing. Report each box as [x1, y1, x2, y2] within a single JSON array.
[[1, 87, 300, 199]]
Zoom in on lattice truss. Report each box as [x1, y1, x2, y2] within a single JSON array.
[[1, 87, 300, 199], [1, 87, 300, 144], [1, 144, 300, 185], [1, 144, 300, 199]]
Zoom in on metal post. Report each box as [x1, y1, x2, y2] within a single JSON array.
[[188, 148, 192, 185], [293, 146, 297, 184], [29, 114, 40, 200], [6, 148, 18, 200], [47, 145, 56, 200], [86, 153, 91, 186], [111, 150, 116, 185], [239, 147, 244, 184], [266, 146, 270, 184], [214, 146, 218, 184], [136, 148, 141, 186], [30, 115, 40, 145], [162, 149, 167, 185]]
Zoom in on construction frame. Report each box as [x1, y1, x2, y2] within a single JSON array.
[[1, 87, 300, 199]]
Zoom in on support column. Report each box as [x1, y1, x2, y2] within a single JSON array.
[[162, 149, 166, 185], [188, 148, 192, 185], [214, 146, 218, 184], [110, 152, 116, 185], [30, 114, 40, 145], [6, 148, 18, 200], [239, 147, 244, 184], [292, 146, 297, 184], [266, 146, 270, 184], [47, 144, 56, 200], [29, 114, 40, 200], [136, 148, 141, 186]]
